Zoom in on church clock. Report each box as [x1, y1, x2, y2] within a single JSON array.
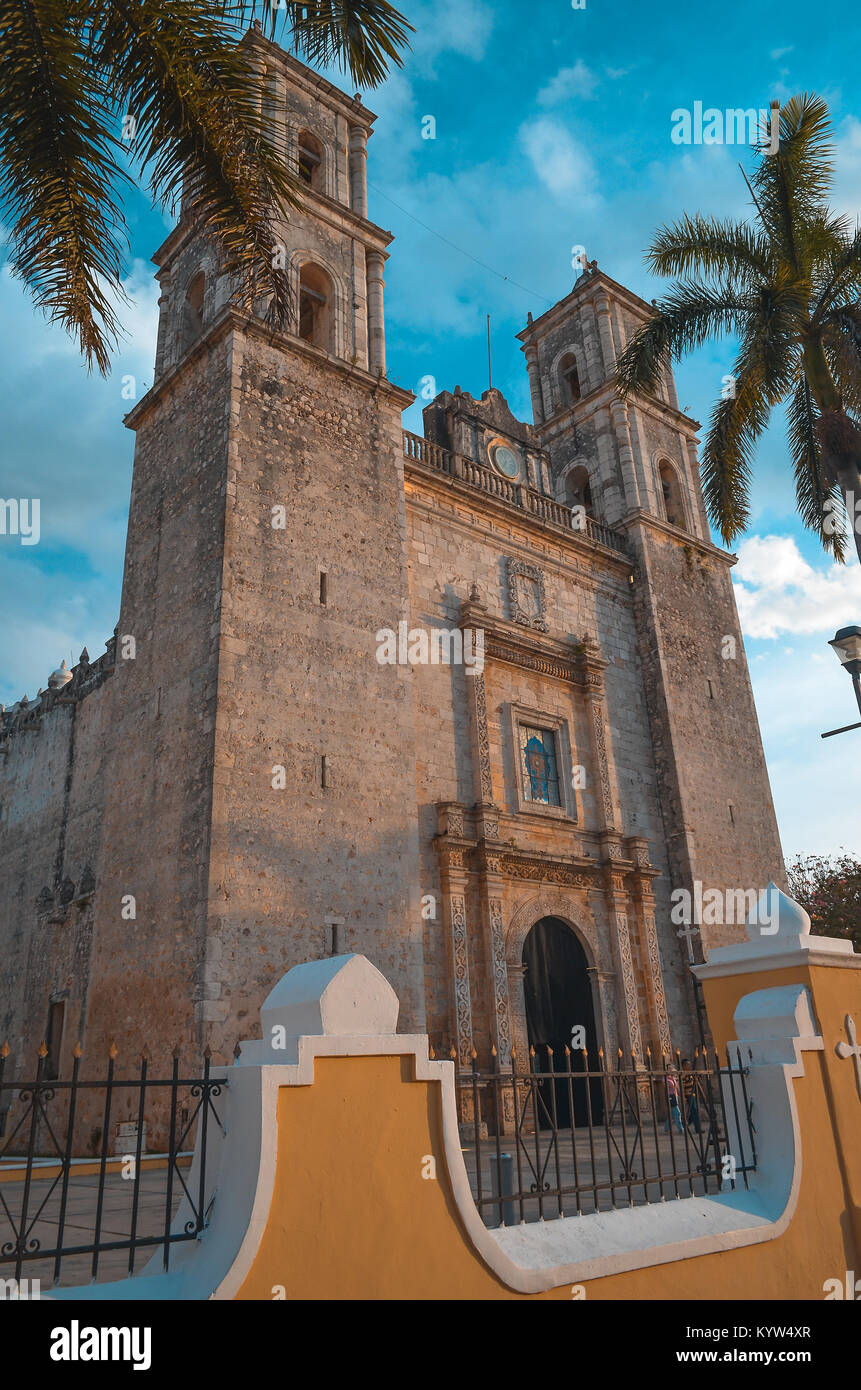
[[490, 441, 522, 480]]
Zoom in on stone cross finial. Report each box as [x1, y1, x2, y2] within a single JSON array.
[[836, 1013, 861, 1103]]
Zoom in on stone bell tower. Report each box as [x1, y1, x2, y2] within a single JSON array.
[[518, 264, 784, 957], [83, 33, 424, 1062]]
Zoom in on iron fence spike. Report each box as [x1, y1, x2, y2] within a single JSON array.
[[0, 1040, 9, 1058], [73, 1042, 83, 1058], [38, 1040, 48, 1057], [109, 1041, 118, 1059]]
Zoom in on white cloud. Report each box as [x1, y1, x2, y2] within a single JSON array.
[[519, 118, 597, 199], [770, 45, 793, 61], [746, 640, 861, 858], [410, 0, 494, 70], [733, 535, 861, 639], [0, 257, 159, 704], [833, 114, 861, 222], [538, 61, 598, 106]]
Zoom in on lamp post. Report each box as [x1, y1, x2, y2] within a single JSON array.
[[821, 625, 861, 738]]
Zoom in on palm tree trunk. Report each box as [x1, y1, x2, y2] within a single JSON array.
[[816, 410, 861, 566]]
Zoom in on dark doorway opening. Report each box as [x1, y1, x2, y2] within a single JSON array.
[[523, 916, 603, 1126]]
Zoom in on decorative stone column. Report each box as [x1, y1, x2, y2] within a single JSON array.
[[587, 965, 618, 1057], [594, 292, 618, 379], [348, 124, 368, 217], [506, 961, 529, 1067], [576, 639, 619, 834], [154, 271, 172, 380], [435, 804, 474, 1070], [609, 399, 641, 513], [524, 343, 545, 426], [476, 827, 512, 1070], [460, 593, 494, 804], [602, 866, 643, 1060], [627, 842, 672, 1060], [366, 250, 386, 376]]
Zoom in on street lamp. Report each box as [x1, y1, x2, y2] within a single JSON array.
[[821, 625, 861, 738]]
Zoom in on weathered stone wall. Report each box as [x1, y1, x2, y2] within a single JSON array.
[[631, 524, 785, 953], [80, 332, 235, 1068], [0, 661, 113, 1063], [201, 323, 424, 1053], [404, 470, 697, 1056]]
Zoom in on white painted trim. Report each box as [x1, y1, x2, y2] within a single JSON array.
[[48, 962, 825, 1300], [696, 949, 861, 979]]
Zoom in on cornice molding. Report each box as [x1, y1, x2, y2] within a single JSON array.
[[125, 308, 413, 429]]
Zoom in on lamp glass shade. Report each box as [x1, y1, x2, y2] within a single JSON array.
[[829, 625, 861, 666]]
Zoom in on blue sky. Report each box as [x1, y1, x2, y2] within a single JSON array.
[[1, 0, 859, 860]]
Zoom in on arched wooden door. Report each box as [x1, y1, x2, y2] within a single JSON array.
[[522, 916, 603, 1126]]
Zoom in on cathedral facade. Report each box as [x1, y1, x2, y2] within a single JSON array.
[[0, 34, 784, 1074]]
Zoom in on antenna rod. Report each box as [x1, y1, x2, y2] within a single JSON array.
[[487, 313, 492, 390]]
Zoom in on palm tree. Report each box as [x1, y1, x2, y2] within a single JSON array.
[[616, 94, 861, 565], [0, 1, 412, 372]]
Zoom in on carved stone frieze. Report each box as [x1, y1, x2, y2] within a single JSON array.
[[449, 894, 473, 1066], [488, 898, 512, 1066], [469, 671, 494, 803], [642, 908, 672, 1058]]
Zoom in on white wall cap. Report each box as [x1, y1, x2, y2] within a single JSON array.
[[695, 882, 856, 977], [258, 953, 399, 1045], [732, 983, 820, 1054]]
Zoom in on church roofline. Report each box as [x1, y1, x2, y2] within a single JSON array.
[[516, 266, 658, 342], [239, 28, 378, 129]]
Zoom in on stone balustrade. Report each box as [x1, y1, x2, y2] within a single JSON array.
[[403, 429, 630, 557]]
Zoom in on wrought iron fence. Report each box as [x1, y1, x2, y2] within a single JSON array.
[[0, 1042, 226, 1287], [454, 1044, 756, 1228]]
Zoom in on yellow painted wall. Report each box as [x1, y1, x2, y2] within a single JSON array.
[[235, 965, 861, 1301]]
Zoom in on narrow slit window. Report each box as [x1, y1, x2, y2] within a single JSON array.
[[45, 999, 65, 1081], [321, 754, 328, 789], [319, 571, 328, 605]]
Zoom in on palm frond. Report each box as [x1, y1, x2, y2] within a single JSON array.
[[812, 223, 861, 320], [700, 377, 770, 546], [615, 280, 751, 398], [823, 312, 861, 416], [646, 213, 771, 285], [239, 1, 414, 87], [786, 374, 847, 558], [750, 93, 834, 271], [0, 0, 130, 372], [92, 0, 299, 328]]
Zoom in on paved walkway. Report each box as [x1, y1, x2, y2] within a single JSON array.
[[462, 1121, 740, 1226], [0, 1168, 189, 1290]]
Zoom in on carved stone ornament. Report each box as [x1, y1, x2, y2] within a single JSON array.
[[507, 558, 548, 633]]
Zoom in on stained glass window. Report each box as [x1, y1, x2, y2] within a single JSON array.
[[519, 725, 561, 806]]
